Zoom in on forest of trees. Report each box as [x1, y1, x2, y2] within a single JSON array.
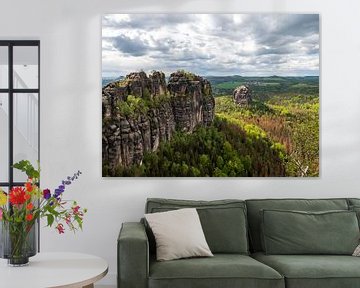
[[215, 92, 319, 176], [112, 117, 286, 177]]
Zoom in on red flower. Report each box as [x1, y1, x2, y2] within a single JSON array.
[[24, 193, 31, 200], [25, 182, 33, 192], [56, 223, 65, 234], [72, 205, 80, 215], [26, 203, 34, 210], [65, 214, 71, 225], [9, 187, 26, 205], [26, 214, 33, 221]]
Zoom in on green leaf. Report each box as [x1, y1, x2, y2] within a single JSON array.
[[13, 160, 40, 180], [47, 206, 60, 217], [47, 214, 54, 227]]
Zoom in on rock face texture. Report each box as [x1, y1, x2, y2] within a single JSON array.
[[149, 71, 167, 97], [102, 71, 215, 173], [233, 85, 252, 106], [167, 71, 215, 132]]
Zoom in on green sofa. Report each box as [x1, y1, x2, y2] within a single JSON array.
[[118, 198, 360, 288]]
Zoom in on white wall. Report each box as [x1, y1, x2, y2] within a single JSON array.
[[1, 0, 360, 286]]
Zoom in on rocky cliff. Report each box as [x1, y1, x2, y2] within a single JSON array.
[[168, 71, 214, 132], [233, 85, 252, 106], [102, 70, 215, 173]]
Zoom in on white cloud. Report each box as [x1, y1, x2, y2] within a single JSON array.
[[102, 14, 319, 77]]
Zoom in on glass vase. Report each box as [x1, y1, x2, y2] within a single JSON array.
[[0, 220, 37, 266]]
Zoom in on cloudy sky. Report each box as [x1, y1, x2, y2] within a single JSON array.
[[102, 14, 319, 77]]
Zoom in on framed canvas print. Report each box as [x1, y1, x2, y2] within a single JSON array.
[[102, 14, 319, 177]]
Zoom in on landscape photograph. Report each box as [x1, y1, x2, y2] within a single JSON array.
[[102, 13, 319, 177]]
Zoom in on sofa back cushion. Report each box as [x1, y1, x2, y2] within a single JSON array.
[[349, 206, 360, 227], [145, 198, 249, 254], [261, 209, 359, 255], [347, 199, 360, 228], [348, 198, 360, 207], [246, 198, 349, 252]]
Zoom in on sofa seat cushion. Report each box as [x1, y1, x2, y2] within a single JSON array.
[[149, 254, 284, 288], [252, 252, 360, 288]]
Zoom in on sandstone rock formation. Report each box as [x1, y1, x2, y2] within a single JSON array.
[[102, 70, 215, 174], [149, 71, 167, 97], [167, 71, 215, 132], [233, 85, 252, 106]]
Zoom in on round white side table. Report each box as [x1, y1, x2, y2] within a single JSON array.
[[0, 252, 108, 288]]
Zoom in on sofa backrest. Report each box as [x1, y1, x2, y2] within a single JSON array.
[[245, 198, 349, 252], [348, 198, 360, 207], [347, 198, 360, 229], [145, 198, 249, 255]]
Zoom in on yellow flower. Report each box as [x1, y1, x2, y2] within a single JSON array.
[[0, 190, 7, 206]]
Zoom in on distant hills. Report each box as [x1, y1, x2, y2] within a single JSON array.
[[207, 75, 319, 98], [102, 75, 318, 86], [102, 76, 124, 87], [102, 75, 319, 98]]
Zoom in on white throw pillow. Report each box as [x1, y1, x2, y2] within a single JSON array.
[[145, 208, 213, 261], [353, 244, 360, 256]]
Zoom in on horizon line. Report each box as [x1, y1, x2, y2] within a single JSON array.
[[102, 74, 320, 78]]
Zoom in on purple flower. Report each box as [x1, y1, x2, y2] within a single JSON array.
[[54, 189, 63, 198], [43, 189, 51, 200], [54, 170, 82, 199]]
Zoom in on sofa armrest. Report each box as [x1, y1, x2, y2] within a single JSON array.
[[118, 222, 149, 288]]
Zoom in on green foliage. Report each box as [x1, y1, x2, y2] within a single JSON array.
[[116, 94, 172, 118], [210, 76, 319, 98], [216, 81, 245, 90], [177, 69, 197, 80], [112, 118, 286, 177], [290, 109, 319, 176], [215, 96, 274, 117], [102, 162, 110, 176], [117, 95, 149, 116], [117, 101, 133, 116], [143, 88, 151, 100], [149, 94, 172, 109], [13, 160, 40, 180], [215, 90, 319, 176], [115, 79, 129, 88]]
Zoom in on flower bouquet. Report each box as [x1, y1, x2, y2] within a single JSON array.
[[0, 160, 87, 266]]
